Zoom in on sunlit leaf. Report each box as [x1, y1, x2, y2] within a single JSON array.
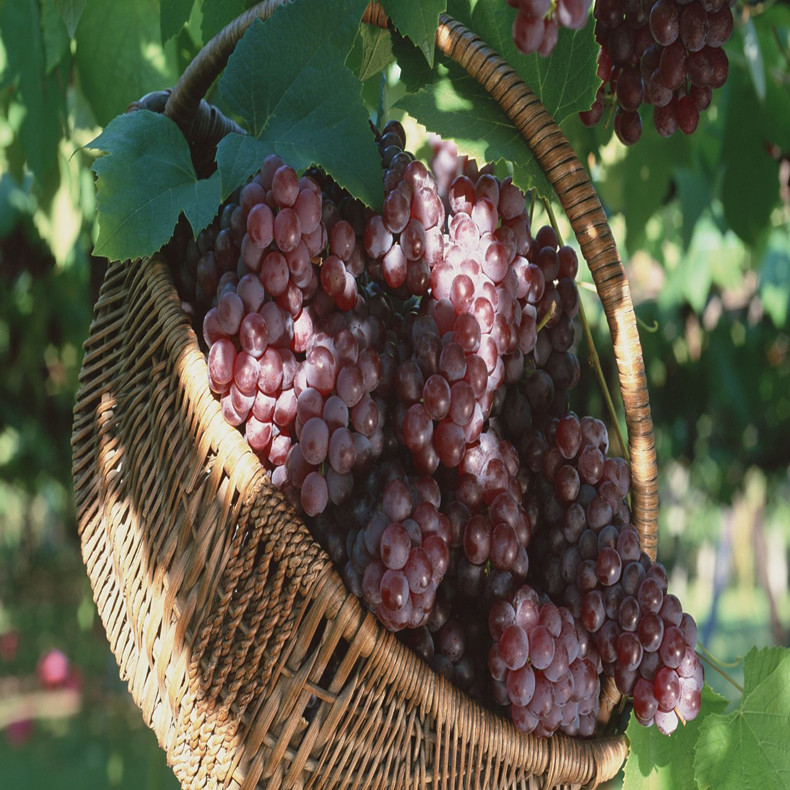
[[381, 0, 446, 67], [695, 647, 790, 790]]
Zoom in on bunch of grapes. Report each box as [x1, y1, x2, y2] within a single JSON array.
[[488, 585, 601, 737], [363, 148, 551, 477], [343, 473, 452, 631], [182, 156, 406, 518], [507, 0, 593, 56], [580, 0, 734, 143], [177, 122, 703, 740], [522, 413, 704, 734]]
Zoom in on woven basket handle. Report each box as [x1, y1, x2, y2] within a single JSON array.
[[163, 1, 658, 558]]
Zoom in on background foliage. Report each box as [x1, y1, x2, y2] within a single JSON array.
[[0, 0, 788, 787]]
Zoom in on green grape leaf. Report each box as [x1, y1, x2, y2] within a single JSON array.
[[623, 684, 729, 790], [54, 0, 86, 37], [391, 29, 437, 93], [357, 24, 395, 82], [694, 647, 790, 790], [756, 4, 790, 149], [445, 0, 600, 123], [74, 0, 180, 126], [86, 110, 221, 261], [741, 16, 766, 102], [0, 172, 35, 239], [160, 0, 195, 43], [201, 0, 245, 43], [675, 167, 713, 251], [214, 133, 269, 197], [396, 61, 552, 199], [597, 120, 691, 253], [759, 232, 790, 328], [380, 0, 446, 67], [216, 0, 382, 208]]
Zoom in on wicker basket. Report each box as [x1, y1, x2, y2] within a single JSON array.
[[72, 3, 658, 787]]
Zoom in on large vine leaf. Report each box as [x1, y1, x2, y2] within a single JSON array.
[[54, 0, 86, 37], [623, 684, 729, 790], [381, 0, 446, 67], [215, 0, 382, 208], [720, 68, 781, 247], [86, 110, 221, 260], [694, 647, 790, 790]]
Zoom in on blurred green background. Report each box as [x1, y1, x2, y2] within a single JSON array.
[[0, 1, 788, 788]]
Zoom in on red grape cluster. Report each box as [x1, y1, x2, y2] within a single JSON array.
[[179, 124, 703, 740], [523, 413, 704, 734], [507, 0, 593, 57], [363, 137, 581, 483], [194, 157, 398, 517], [581, 0, 734, 143], [344, 474, 452, 630], [488, 585, 601, 737]]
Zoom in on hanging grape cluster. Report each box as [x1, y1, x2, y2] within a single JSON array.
[[501, 0, 735, 145], [582, 0, 734, 143]]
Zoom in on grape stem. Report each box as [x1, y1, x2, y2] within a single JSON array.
[[536, 299, 557, 333], [696, 642, 742, 669], [528, 188, 536, 227], [578, 295, 630, 462], [602, 93, 617, 131], [696, 643, 744, 694], [541, 198, 630, 463], [636, 316, 659, 333]]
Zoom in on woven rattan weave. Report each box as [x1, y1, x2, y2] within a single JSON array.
[[73, 3, 656, 787]]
